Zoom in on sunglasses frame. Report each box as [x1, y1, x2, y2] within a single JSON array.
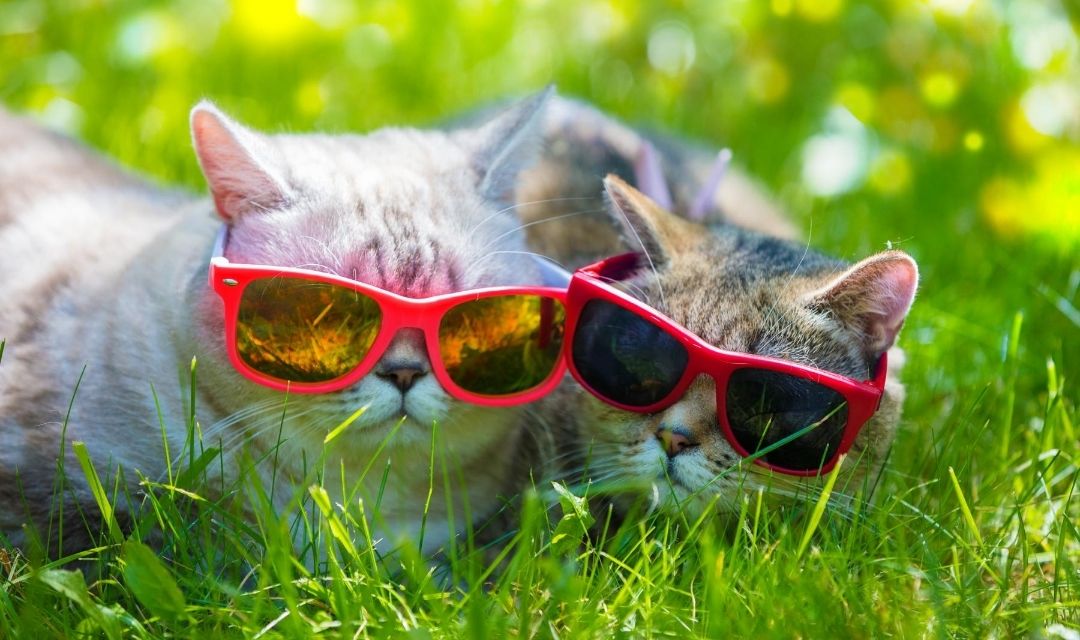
[[207, 227, 568, 406], [564, 253, 888, 476]]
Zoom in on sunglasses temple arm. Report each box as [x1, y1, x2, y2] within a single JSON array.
[[530, 254, 572, 288], [211, 224, 229, 261], [872, 351, 889, 389]]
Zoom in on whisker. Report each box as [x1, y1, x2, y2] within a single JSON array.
[[591, 273, 652, 304], [464, 250, 574, 278], [469, 207, 607, 262], [608, 192, 666, 310], [467, 196, 599, 237], [759, 216, 815, 344]]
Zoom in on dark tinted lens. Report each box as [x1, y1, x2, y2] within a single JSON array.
[[439, 295, 565, 396], [571, 299, 688, 406], [237, 278, 382, 383], [725, 368, 849, 472]]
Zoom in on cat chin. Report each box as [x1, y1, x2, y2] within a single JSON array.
[[325, 377, 451, 439], [331, 379, 525, 452], [595, 444, 754, 517]]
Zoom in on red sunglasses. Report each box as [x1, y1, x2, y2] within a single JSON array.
[[208, 227, 568, 406], [563, 253, 887, 476]]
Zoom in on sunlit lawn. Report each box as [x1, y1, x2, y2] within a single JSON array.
[[1, 1, 1078, 637]]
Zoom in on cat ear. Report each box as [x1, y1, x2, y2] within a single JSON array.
[[602, 173, 696, 267], [633, 141, 673, 210], [805, 250, 919, 356], [461, 85, 553, 201], [190, 101, 291, 221]]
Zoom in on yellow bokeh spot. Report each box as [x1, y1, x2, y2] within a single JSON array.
[[231, 0, 310, 45], [747, 56, 790, 105], [963, 130, 984, 152], [980, 176, 1024, 236], [980, 149, 1080, 247], [1004, 101, 1051, 155], [27, 85, 59, 111], [869, 150, 912, 195], [920, 71, 959, 108], [368, 2, 412, 40], [795, 0, 843, 22], [772, 0, 793, 17], [836, 83, 876, 123], [296, 79, 325, 116], [925, 0, 976, 17]]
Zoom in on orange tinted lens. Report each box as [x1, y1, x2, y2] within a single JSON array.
[[438, 295, 565, 396], [236, 278, 382, 384]]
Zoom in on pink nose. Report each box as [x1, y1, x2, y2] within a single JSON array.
[[656, 428, 694, 458]]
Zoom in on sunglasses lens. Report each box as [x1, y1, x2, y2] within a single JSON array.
[[236, 278, 382, 384], [438, 295, 565, 396], [725, 368, 849, 472], [571, 299, 688, 407]]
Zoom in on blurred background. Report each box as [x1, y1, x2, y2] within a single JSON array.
[[2, 0, 1079, 247], [0, 0, 1076, 445]]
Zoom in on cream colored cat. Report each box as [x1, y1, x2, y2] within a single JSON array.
[[0, 92, 558, 557]]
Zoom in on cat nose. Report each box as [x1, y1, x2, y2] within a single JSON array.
[[375, 360, 428, 393], [656, 426, 696, 458]]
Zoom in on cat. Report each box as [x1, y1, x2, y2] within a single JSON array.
[[0, 90, 560, 558], [509, 96, 799, 270], [544, 175, 918, 518]]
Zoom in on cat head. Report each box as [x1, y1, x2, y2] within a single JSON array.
[[574, 176, 918, 513], [189, 90, 553, 455]]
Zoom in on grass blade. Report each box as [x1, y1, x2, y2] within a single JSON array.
[[948, 466, 984, 546], [121, 540, 188, 625], [323, 405, 368, 444], [796, 454, 845, 559], [71, 441, 123, 546]]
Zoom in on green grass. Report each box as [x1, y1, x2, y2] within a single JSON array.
[[2, 1, 1079, 637]]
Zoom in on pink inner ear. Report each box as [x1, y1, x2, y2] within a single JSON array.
[[633, 141, 673, 210], [191, 106, 286, 221], [815, 253, 919, 354], [688, 148, 732, 222], [873, 260, 918, 321], [866, 257, 919, 351]]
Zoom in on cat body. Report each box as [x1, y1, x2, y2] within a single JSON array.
[[0, 110, 200, 551], [0, 95, 556, 556], [512, 96, 798, 270]]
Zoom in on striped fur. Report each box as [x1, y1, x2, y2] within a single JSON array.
[[544, 176, 917, 517]]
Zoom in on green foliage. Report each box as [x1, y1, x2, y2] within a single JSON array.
[[120, 541, 188, 627], [1, 1, 1079, 638]]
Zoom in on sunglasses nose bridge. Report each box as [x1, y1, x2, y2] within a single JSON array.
[[378, 298, 434, 334], [682, 363, 721, 392], [372, 323, 431, 367]]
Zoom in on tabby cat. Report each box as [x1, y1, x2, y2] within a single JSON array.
[[546, 175, 918, 516]]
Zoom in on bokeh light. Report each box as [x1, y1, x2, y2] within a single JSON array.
[[0, 0, 1077, 250]]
